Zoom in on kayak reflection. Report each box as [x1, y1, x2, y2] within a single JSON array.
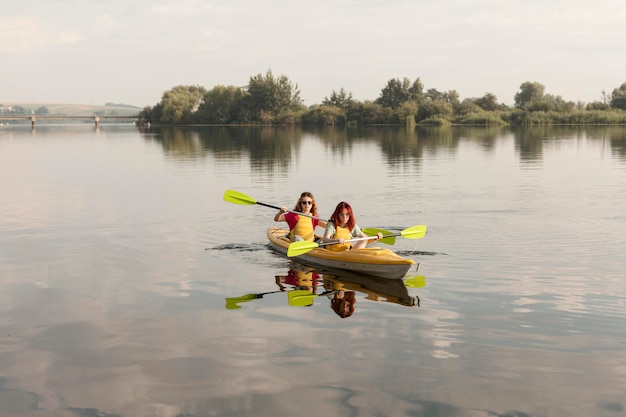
[[224, 263, 321, 309], [307, 265, 422, 318], [225, 263, 426, 315]]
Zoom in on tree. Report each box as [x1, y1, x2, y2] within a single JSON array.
[[424, 88, 441, 101], [610, 82, 626, 110], [196, 85, 247, 123], [322, 88, 354, 110], [376, 77, 423, 108], [514, 81, 545, 109], [245, 69, 302, 121], [395, 101, 418, 124], [543, 94, 576, 112], [416, 99, 453, 122], [408, 78, 424, 103], [301, 105, 346, 125], [351, 102, 390, 124], [474, 93, 499, 111], [160, 85, 206, 124], [137, 103, 163, 125]]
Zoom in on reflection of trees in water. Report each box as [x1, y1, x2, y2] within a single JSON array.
[[144, 125, 626, 167], [144, 126, 305, 171], [585, 126, 626, 161], [513, 125, 626, 163]]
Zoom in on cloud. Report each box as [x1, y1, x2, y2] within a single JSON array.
[[0, 16, 83, 54]]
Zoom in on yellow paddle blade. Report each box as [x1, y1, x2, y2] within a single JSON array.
[[287, 241, 320, 257], [223, 189, 256, 205], [404, 275, 427, 288], [224, 294, 256, 309], [362, 228, 396, 245], [287, 290, 318, 307], [400, 225, 427, 239]]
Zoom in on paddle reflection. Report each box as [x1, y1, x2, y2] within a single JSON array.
[[225, 263, 425, 315]]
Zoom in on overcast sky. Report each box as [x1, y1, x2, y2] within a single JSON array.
[[2, 0, 625, 108]]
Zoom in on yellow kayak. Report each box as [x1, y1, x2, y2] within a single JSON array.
[[267, 227, 416, 279]]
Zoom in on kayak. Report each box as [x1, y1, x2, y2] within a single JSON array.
[[267, 227, 416, 279]]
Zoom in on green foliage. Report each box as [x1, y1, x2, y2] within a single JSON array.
[[514, 81, 545, 109], [273, 108, 307, 125], [138, 103, 163, 125], [245, 70, 302, 121], [375, 77, 423, 108], [508, 109, 626, 125], [196, 85, 247, 124], [394, 101, 418, 124], [457, 101, 484, 115], [322, 88, 354, 110], [525, 95, 576, 113], [137, 74, 626, 127], [586, 101, 611, 111], [301, 105, 346, 125], [417, 116, 452, 126], [416, 99, 453, 123], [455, 112, 507, 126], [357, 102, 393, 124], [610, 82, 626, 109], [160, 85, 206, 124], [473, 93, 500, 111]]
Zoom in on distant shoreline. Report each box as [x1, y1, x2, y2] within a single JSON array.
[[0, 102, 141, 117]]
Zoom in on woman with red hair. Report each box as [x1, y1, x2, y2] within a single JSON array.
[[322, 201, 381, 251]]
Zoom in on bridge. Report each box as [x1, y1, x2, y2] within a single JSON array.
[[0, 115, 139, 128]]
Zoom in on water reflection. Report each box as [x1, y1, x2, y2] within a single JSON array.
[[225, 263, 424, 317], [139, 125, 626, 166]]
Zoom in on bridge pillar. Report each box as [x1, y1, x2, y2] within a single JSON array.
[[94, 116, 99, 128], [31, 116, 36, 129]]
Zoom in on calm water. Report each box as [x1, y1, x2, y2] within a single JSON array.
[[1, 124, 625, 417]]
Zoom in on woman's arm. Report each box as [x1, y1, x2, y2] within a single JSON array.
[[322, 222, 336, 243], [274, 207, 287, 222]]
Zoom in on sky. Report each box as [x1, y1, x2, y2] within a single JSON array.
[[2, 0, 626, 108]]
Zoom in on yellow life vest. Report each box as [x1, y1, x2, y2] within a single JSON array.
[[330, 225, 352, 252], [296, 270, 314, 288], [290, 215, 315, 241]]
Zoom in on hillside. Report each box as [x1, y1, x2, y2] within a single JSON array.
[[1, 102, 141, 117]]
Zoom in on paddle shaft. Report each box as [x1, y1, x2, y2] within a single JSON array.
[[319, 234, 386, 247]]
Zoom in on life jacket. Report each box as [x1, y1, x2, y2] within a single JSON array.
[[330, 225, 352, 252], [290, 215, 315, 241]]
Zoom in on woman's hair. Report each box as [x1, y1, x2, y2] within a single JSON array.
[[293, 192, 318, 216], [330, 291, 356, 318], [329, 201, 355, 230]]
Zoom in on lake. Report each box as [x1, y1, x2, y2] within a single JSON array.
[[1, 123, 625, 417]]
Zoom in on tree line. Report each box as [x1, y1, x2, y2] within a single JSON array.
[[137, 70, 626, 126], [0, 105, 49, 116]]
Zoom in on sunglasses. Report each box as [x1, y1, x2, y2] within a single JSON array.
[[301, 200, 313, 205]]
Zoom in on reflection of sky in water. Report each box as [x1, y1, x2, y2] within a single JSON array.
[[0, 126, 625, 416]]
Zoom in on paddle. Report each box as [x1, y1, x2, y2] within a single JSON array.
[[223, 189, 321, 219], [404, 275, 427, 288], [287, 225, 427, 257], [225, 290, 282, 310], [287, 289, 335, 307], [362, 228, 396, 245]]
